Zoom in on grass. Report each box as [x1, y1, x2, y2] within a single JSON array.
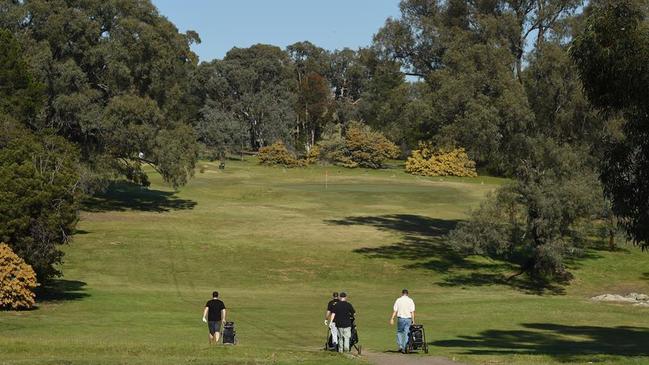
[[1, 158, 649, 365]]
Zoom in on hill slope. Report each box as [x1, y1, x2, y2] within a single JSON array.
[[1, 159, 648, 364]]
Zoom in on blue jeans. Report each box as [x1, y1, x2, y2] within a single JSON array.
[[396, 317, 412, 350]]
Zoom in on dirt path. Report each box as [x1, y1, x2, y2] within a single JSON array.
[[364, 351, 467, 365]]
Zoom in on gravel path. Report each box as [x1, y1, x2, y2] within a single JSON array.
[[364, 351, 468, 365]]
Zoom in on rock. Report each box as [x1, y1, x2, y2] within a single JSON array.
[[634, 294, 649, 301], [592, 294, 634, 303], [591, 293, 649, 306]]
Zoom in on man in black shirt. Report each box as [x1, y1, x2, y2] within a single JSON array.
[[202, 291, 226, 344], [329, 292, 355, 353], [324, 292, 339, 347]]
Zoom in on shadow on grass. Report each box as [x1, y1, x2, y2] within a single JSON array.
[[641, 273, 649, 282], [327, 214, 564, 295], [439, 272, 567, 295], [35, 279, 89, 303], [83, 181, 196, 213], [432, 323, 649, 361]]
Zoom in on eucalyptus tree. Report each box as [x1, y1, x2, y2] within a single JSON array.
[[0, 30, 81, 281], [1, 0, 200, 188], [572, 0, 649, 248], [195, 44, 296, 151], [373, 0, 533, 173], [448, 139, 603, 282]]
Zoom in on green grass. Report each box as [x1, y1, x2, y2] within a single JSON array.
[[1, 158, 648, 365]]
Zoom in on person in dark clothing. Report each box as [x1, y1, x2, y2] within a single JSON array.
[[324, 292, 340, 347], [202, 291, 226, 344], [329, 292, 356, 353]]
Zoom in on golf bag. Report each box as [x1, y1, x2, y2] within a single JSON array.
[[406, 324, 428, 353], [222, 321, 236, 345]]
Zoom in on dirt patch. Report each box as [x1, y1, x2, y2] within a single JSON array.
[[591, 293, 649, 307]]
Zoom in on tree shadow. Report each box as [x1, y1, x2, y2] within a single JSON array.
[[327, 214, 563, 295], [589, 241, 631, 253], [82, 181, 197, 213], [327, 215, 463, 269], [439, 272, 567, 295], [34, 279, 89, 303], [432, 323, 649, 361]]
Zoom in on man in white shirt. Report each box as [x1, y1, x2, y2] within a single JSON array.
[[389, 288, 415, 353]]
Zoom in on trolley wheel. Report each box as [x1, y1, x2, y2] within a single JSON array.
[[424, 345, 429, 354], [357, 345, 362, 355]]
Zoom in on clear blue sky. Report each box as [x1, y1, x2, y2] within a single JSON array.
[[152, 0, 401, 63]]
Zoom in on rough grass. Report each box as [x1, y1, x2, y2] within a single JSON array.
[[1, 158, 648, 365]]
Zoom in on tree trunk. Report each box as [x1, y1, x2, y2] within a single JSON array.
[[507, 258, 535, 281], [515, 47, 524, 83], [608, 229, 616, 251]]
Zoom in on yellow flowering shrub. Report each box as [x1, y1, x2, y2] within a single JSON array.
[[0, 243, 39, 310], [258, 141, 305, 167], [304, 145, 320, 165], [405, 144, 478, 177], [344, 122, 400, 168], [318, 121, 399, 168]]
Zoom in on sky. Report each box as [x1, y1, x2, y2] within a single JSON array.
[[152, 0, 401, 63]]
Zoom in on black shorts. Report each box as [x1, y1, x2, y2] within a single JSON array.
[[208, 321, 221, 335]]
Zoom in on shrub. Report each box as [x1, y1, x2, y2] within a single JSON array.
[[0, 243, 39, 310], [447, 141, 604, 282], [405, 144, 477, 177], [304, 145, 320, 165], [345, 122, 400, 168], [317, 121, 399, 168], [317, 125, 351, 165], [258, 141, 304, 167]]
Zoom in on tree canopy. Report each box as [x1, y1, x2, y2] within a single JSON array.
[[571, 0, 649, 248], [1, 0, 199, 188], [0, 28, 82, 281]]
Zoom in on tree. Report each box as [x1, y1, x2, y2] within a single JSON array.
[[359, 49, 430, 149], [448, 139, 603, 281], [429, 35, 532, 173], [373, 0, 534, 174], [489, 0, 584, 81], [0, 117, 82, 281], [571, 0, 649, 248], [194, 44, 296, 151], [286, 41, 330, 84], [523, 43, 604, 147], [296, 72, 333, 150], [329, 48, 368, 101], [286, 42, 369, 148], [2, 0, 199, 188], [0, 29, 43, 122], [195, 108, 246, 160], [0, 29, 82, 281]]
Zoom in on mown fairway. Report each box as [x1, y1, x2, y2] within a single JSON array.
[[1, 159, 648, 365]]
